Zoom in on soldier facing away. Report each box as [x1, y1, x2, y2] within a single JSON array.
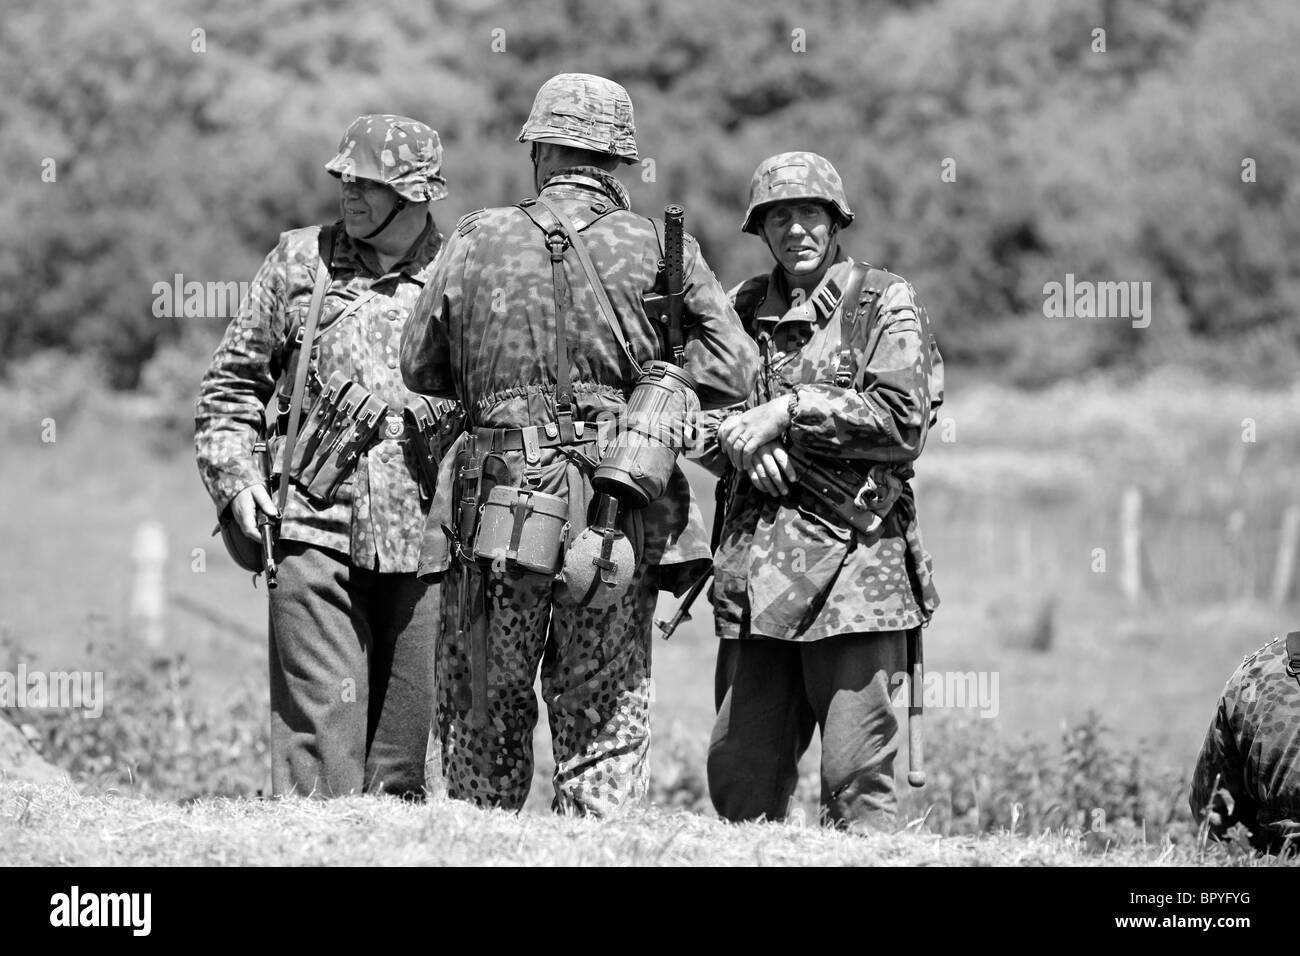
[[196, 114, 460, 798], [1190, 633, 1300, 852], [699, 151, 943, 830], [400, 73, 758, 815]]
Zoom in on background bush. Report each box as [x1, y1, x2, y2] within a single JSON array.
[[3, 0, 1299, 391]]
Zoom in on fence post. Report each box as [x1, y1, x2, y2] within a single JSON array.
[[1271, 505, 1300, 607], [1120, 487, 1143, 604], [130, 520, 167, 648]]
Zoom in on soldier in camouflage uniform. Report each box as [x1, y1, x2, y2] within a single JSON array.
[[401, 73, 758, 816], [196, 115, 455, 799], [699, 151, 943, 830], [1190, 633, 1300, 852]]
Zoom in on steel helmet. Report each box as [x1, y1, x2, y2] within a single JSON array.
[[325, 114, 447, 203], [741, 151, 854, 234], [517, 73, 638, 164]]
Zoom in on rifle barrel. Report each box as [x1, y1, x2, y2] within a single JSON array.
[[655, 567, 713, 639]]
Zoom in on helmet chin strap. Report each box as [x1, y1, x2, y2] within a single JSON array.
[[360, 195, 409, 241]]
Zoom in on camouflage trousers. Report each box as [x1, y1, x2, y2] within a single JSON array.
[[707, 630, 907, 830], [435, 559, 657, 816]]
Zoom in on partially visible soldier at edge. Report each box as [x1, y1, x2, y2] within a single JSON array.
[[196, 115, 459, 799], [697, 151, 943, 831], [400, 73, 758, 816], [1190, 632, 1300, 852]]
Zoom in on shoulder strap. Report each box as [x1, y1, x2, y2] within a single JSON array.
[[1286, 631, 1300, 678], [533, 195, 644, 379], [831, 263, 870, 388], [517, 201, 577, 423], [276, 225, 335, 515], [731, 276, 769, 339]]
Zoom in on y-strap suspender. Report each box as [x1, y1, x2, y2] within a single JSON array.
[[276, 225, 335, 516], [533, 196, 644, 379]]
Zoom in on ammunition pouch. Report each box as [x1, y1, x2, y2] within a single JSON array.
[[473, 485, 570, 576], [404, 395, 465, 500], [290, 380, 389, 505], [592, 360, 699, 508], [287, 371, 354, 482]]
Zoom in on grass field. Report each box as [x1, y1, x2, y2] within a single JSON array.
[[0, 778, 1287, 867], [2, 366, 1299, 863]]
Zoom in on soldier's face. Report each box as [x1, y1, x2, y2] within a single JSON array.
[[762, 201, 835, 277], [339, 179, 400, 238]]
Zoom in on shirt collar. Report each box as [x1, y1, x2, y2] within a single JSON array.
[[332, 214, 442, 279], [539, 166, 632, 211], [757, 246, 856, 325]]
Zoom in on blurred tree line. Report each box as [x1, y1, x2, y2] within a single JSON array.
[[2, 0, 1299, 393]]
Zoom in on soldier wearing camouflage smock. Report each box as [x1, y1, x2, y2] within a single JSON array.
[[196, 115, 459, 799], [401, 73, 758, 816], [699, 152, 942, 830], [1190, 633, 1300, 852]]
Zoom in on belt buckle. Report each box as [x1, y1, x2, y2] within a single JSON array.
[[383, 415, 404, 440]]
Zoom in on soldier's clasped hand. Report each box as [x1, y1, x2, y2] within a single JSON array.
[[718, 396, 793, 470], [744, 440, 798, 497]]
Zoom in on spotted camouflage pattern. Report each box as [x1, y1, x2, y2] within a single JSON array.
[[401, 165, 757, 810], [741, 151, 855, 235], [325, 114, 448, 203], [1189, 635, 1300, 851], [401, 167, 758, 590], [437, 561, 658, 815], [196, 216, 447, 572], [699, 250, 943, 641], [517, 73, 638, 163]]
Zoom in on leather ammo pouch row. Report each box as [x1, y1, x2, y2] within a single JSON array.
[[786, 445, 904, 537], [404, 395, 465, 500], [287, 369, 389, 505]]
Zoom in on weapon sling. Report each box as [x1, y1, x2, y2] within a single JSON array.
[[276, 225, 336, 518]]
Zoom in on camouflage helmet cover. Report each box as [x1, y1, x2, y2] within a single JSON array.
[[741, 151, 855, 234], [325, 114, 447, 203], [517, 72, 638, 164]]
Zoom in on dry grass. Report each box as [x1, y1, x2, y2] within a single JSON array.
[[2, 779, 1291, 867]]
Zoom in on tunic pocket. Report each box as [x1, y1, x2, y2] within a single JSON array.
[[747, 502, 854, 639]]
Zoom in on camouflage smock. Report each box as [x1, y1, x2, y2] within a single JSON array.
[[1190, 634, 1300, 851], [196, 217, 443, 572], [400, 167, 758, 592], [706, 251, 943, 641]]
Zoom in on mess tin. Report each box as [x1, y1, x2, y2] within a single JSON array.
[[473, 485, 570, 576]]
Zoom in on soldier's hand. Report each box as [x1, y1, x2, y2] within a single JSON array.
[[727, 397, 792, 468], [745, 440, 798, 497], [231, 484, 278, 540], [718, 398, 790, 471]]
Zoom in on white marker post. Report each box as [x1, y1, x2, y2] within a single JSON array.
[[1271, 505, 1300, 607], [130, 521, 167, 648], [1120, 487, 1143, 604]]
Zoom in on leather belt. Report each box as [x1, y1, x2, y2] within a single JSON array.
[[474, 420, 609, 456]]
